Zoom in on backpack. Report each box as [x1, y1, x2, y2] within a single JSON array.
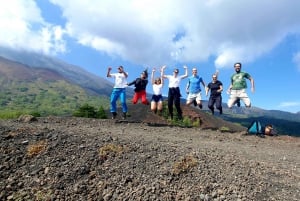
[[247, 120, 264, 137]]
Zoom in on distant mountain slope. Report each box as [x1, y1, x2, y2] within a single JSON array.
[[0, 56, 109, 117], [0, 47, 113, 96]]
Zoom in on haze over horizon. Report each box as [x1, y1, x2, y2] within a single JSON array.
[[1, 0, 300, 113]]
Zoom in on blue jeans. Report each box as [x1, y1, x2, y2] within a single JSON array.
[[110, 88, 127, 113]]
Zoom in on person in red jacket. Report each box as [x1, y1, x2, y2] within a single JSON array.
[[127, 69, 149, 105]]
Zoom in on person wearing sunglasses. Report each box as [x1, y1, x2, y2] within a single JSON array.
[[162, 65, 188, 120]]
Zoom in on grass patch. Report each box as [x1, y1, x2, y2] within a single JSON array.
[[173, 154, 198, 175], [99, 143, 126, 160], [27, 140, 47, 157]]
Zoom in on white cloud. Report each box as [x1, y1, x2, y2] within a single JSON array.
[[1, 0, 300, 67], [279, 102, 300, 107], [0, 0, 67, 55]]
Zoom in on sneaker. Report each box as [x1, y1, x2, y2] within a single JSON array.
[[122, 112, 126, 120], [112, 112, 117, 119], [199, 104, 203, 109], [236, 99, 241, 107]]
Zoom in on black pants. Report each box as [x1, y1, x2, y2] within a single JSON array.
[[208, 95, 222, 111], [168, 87, 182, 118]]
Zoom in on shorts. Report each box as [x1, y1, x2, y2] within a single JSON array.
[[151, 94, 163, 102], [186, 92, 202, 103], [227, 89, 251, 108]]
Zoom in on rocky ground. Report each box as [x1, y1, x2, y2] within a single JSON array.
[[0, 109, 299, 200]]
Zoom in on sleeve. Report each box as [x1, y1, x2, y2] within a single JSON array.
[[245, 72, 251, 79], [127, 79, 136, 86]]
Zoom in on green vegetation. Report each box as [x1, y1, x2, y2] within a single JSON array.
[[73, 104, 108, 119], [0, 79, 110, 119], [161, 102, 200, 127]]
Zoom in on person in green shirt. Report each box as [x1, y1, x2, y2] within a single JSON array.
[[227, 62, 255, 108]]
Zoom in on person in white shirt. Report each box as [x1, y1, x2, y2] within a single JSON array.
[[107, 66, 128, 119], [162, 65, 188, 120], [150, 66, 165, 115]]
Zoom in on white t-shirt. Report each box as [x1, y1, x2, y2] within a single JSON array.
[[165, 75, 185, 88], [152, 84, 163, 95], [110, 73, 128, 88]]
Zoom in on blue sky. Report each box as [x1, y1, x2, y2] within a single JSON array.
[[1, 0, 300, 113]]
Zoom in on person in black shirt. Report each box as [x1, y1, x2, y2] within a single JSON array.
[[206, 72, 223, 115], [127, 69, 149, 105]]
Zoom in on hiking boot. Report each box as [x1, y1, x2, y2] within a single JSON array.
[[199, 104, 203, 109], [177, 114, 183, 120], [236, 99, 241, 107], [219, 108, 223, 115], [112, 112, 117, 119], [211, 109, 214, 115], [122, 112, 126, 120]]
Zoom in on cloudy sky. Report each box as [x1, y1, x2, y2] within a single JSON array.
[[1, 0, 300, 113]]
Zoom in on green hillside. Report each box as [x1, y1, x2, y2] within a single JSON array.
[[0, 78, 109, 118]]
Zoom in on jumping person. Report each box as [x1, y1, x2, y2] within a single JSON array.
[[150, 66, 165, 115], [162, 65, 188, 120], [227, 62, 255, 108], [127, 69, 149, 105], [186, 67, 206, 109], [107, 66, 128, 119], [206, 72, 223, 115]]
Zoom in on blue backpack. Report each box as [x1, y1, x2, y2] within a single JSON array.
[[247, 120, 264, 136]]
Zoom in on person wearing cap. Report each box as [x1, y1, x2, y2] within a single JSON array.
[[107, 66, 128, 119], [227, 62, 255, 108], [186, 67, 206, 109], [206, 71, 223, 115], [162, 65, 188, 120], [127, 69, 149, 105]]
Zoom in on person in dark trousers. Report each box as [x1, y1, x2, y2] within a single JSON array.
[[127, 69, 149, 105], [162, 65, 188, 120], [107, 66, 128, 119], [206, 72, 223, 115]]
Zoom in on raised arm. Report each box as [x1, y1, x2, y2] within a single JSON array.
[[161, 65, 167, 79], [160, 65, 165, 85], [182, 65, 188, 79], [151, 68, 156, 85], [107, 67, 112, 77]]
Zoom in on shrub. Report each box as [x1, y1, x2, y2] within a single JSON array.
[[73, 103, 97, 118], [96, 105, 107, 119]]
